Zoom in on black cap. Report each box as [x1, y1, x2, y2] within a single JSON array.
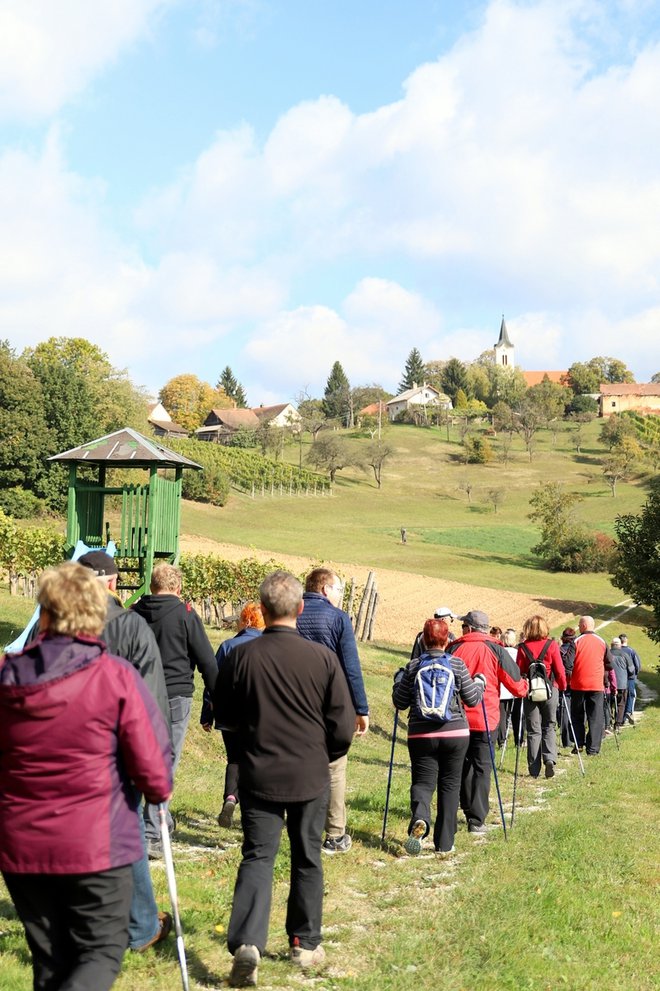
[[78, 550, 118, 577]]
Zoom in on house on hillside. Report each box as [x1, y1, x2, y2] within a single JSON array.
[[147, 402, 188, 439], [251, 403, 301, 430], [386, 383, 451, 421], [521, 371, 568, 388], [196, 408, 260, 443], [599, 383, 660, 418]]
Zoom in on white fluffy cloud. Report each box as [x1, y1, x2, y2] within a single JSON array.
[[0, 0, 171, 119]]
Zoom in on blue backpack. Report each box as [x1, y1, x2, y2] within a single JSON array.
[[415, 652, 456, 720]]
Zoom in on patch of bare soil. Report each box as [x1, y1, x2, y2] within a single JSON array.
[[180, 536, 577, 645]]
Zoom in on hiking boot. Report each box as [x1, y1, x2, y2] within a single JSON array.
[[404, 819, 426, 856], [229, 944, 260, 987], [544, 761, 555, 779], [468, 823, 487, 835], [147, 840, 163, 860], [218, 797, 237, 828], [133, 911, 172, 952], [625, 714, 635, 726], [435, 845, 456, 859], [322, 833, 352, 855], [290, 940, 326, 968], [570, 746, 583, 755]]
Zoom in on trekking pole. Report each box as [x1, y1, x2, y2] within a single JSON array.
[[510, 699, 525, 828], [159, 805, 190, 991], [499, 708, 512, 769], [381, 709, 399, 845], [612, 712, 621, 752], [481, 699, 507, 841], [562, 701, 586, 777]]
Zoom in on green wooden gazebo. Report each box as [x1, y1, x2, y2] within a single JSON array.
[[49, 428, 201, 602]]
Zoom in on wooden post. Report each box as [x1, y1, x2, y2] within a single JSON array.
[[346, 577, 356, 620], [354, 570, 374, 637], [367, 590, 379, 641], [362, 582, 378, 641]]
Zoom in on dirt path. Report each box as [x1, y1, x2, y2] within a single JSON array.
[[180, 535, 579, 646]]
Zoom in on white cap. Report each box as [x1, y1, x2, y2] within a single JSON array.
[[434, 606, 456, 619]]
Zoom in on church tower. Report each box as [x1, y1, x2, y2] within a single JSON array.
[[494, 315, 514, 369]]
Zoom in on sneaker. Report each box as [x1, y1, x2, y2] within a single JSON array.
[[468, 823, 487, 835], [570, 746, 583, 755], [290, 939, 326, 969], [147, 840, 163, 860], [218, 797, 237, 828], [322, 833, 352, 855], [404, 819, 427, 856], [604, 729, 614, 737], [133, 911, 172, 952], [229, 944, 260, 987], [625, 714, 635, 726], [435, 845, 456, 859], [544, 762, 555, 779]]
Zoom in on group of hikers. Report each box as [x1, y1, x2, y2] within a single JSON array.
[[0, 555, 642, 990]]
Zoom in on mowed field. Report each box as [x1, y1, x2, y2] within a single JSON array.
[[180, 417, 654, 642]]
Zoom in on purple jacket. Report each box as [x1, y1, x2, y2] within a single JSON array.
[[0, 634, 172, 875]]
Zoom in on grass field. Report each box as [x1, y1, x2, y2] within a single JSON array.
[[1, 597, 657, 991], [180, 418, 651, 604]]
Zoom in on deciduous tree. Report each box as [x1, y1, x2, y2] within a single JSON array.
[[365, 440, 394, 488], [612, 480, 660, 643], [306, 435, 355, 483], [159, 374, 228, 433]]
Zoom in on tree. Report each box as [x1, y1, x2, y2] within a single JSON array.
[[423, 360, 447, 392], [465, 363, 491, 404], [306, 435, 355, 483], [528, 482, 607, 572], [365, 440, 394, 488], [651, 372, 660, 383], [441, 358, 470, 403], [525, 376, 571, 424], [486, 488, 505, 514], [217, 366, 248, 408], [485, 364, 527, 409], [492, 401, 514, 435], [0, 343, 53, 498], [514, 403, 542, 462], [612, 480, 660, 643], [399, 348, 425, 392], [351, 383, 391, 412], [602, 437, 643, 496], [568, 411, 595, 454], [297, 397, 327, 441], [159, 374, 228, 433], [566, 393, 599, 415], [566, 356, 635, 394], [599, 415, 636, 451], [458, 479, 474, 503], [322, 361, 352, 424], [463, 436, 492, 464]]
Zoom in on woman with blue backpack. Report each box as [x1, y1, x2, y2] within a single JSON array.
[[392, 618, 486, 857]]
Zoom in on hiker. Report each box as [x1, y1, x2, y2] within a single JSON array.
[[0, 562, 172, 991], [558, 628, 576, 747], [133, 562, 218, 858], [569, 616, 613, 756], [410, 606, 457, 660], [619, 633, 641, 725], [610, 637, 635, 728], [296, 567, 369, 855], [200, 601, 265, 828], [516, 616, 567, 779], [392, 618, 486, 856], [401, 526, 407, 544], [602, 666, 618, 738], [449, 610, 527, 834], [214, 571, 355, 987], [77, 550, 173, 952], [498, 628, 518, 747]]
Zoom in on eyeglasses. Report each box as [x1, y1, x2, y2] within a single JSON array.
[[325, 583, 344, 595]]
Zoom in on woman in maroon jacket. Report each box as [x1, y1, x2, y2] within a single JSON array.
[[516, 615, 567, 779], [0, 562, 172, 991]]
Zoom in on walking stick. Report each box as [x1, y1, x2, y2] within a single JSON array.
[[381, 709, 399, 845], [510, 698, 525, 828], [159, 805, 190, 991], [482, 699, 507, 840], [499, 707, 512, 769], [562, 700, 586, 777]]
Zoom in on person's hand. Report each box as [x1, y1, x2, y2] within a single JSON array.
[[393, 667, 405, 686], [355, 714, 369, 736], [474, 672, 487, 691], [201, 722, 213, 733]]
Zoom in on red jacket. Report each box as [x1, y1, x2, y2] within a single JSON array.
[[449, 632, 527, 732], [0, 635, 172, 875], [571, 631, 612, 692], [516, 638, 567, 692]]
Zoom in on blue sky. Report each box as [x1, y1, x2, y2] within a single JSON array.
[[0, 0, 658, 405]]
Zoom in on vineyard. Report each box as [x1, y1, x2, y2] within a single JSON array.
[[621, 410, 660, 448], [170, 438, 332, 497]]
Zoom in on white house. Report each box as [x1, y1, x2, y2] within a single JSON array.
[[386, 383, 451, 421], [251, 403, 302, 430]]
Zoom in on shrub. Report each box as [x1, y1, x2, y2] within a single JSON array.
[[182, 465, 230, 506], [0, 487, 46, 518]]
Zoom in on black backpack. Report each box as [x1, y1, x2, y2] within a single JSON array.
[[520, 640, 552, 703]]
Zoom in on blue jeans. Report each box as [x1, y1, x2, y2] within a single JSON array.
[[624, 678, 636, 717], [144, 695, 192, 842], [129, 802, 160, 949]]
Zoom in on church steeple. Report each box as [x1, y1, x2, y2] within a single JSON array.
[[494, 315, 515, 368]]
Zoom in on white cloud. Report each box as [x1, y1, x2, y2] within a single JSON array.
[[0, 0, 172, 119]]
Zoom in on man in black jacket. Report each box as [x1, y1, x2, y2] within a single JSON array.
[[214, 570, 354, 988], [133, 562, 218, 856], [77, 550, 172, 953]]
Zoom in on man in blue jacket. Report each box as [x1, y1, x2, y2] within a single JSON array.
[[297, 568, 369, 854], [618, 633, 641, 725]]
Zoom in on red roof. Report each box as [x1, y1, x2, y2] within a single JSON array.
[[599, 383, 660, 396], [522, 371, 567, 387]]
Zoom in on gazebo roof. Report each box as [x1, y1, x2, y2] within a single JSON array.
[[48, 428, 202, 469]]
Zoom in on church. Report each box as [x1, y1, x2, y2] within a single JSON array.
[[493, 316, 567, 388]]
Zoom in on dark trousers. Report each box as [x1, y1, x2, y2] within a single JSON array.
[[570, 690, 605, 754], [615, 689, 628, 727], [558, 691, 572, 747], [227, 789, 328, 955], [3, 866, 132, 991], [497, 700, 513, 747], [408, 734, 470, 852], [222, 730, 241, 803], [460, 731, 492, 828]]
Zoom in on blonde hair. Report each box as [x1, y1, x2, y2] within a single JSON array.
[[38, 562, 108, 637], [503, 628, 518, 648], [522, 615, 549, 642], [151, 562, 182, 594]]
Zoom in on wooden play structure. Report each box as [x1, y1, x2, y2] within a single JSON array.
[[49, 428, 201, 602]]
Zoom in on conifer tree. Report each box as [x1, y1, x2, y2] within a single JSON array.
[[398, 348, 425, 392], [217, 366, 248, 408], [322, 361, 352, 424]]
